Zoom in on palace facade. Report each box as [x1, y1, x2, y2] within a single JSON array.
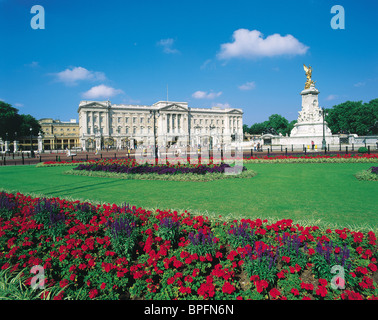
[[39, 118, 80, 150], [78, 100, 243, 150]]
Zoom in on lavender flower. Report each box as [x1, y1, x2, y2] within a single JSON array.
[[107, 216, 136, 239]]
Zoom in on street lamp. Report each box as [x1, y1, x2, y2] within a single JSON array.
[[187, 107, 192, 148], [208, 124, 215, 157], [321, 107, 328, 150], [149, 109, 160, 162], [30, 127, 35, 157]]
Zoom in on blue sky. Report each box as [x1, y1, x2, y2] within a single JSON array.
[[0, 0, 377, 125]]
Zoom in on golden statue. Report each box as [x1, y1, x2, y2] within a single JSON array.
[[303, 64, 315, 89]]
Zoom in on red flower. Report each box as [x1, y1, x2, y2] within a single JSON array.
[[102, 262, 113, 273], [301, 282, 314, 291], [356, 266, 368, 275], [269, 288, 281, 299], [222, 282, 236, 295], [197, 279, 215, 298], [339, 233, 347, 240], [291, 288, 299, 296], [318, 278, 328, 287], [316, 286, 327, 297], [59, 279, 69, 288], [255, 280, 269, 293], [250, 275, 259, 282], [173, 260, 183, 268], [89, 288, 98, 299], [179, 286, 191, 294], [227, 250, 238, 261], [368, 263, 377, 272], [100, 282, 106, 290], [341, 290, 363, 300], [58, 254, 67, 262]]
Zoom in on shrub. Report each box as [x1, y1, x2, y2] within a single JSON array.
[[355, 167, 378, 181]]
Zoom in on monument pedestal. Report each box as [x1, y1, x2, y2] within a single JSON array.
[[288, 85, 337, 146], [274, 80, 339, 148]]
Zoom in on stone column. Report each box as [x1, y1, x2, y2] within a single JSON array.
[[82, 111, 88, 136], [38, 132, 43, 153], [13, 140, 18, 152]]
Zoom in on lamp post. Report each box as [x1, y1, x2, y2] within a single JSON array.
[[187, 107, 192, 148], [208, 124, 215, 158], [149, 109, 160, 162], [30, 128, 35, 157], [321, 107, 328, 150]]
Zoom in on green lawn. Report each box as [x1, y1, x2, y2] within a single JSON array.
[[0, 163, 377, 230]]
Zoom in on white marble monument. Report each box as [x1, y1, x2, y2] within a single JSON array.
[[276, 65, 339, 148]]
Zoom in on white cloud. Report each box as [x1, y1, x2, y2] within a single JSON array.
[[82, 84, 124, 99], [238, 81, 256, 91], [200, 59, 213, 70], [51, 66, 106, 85], [192, 90, 222, 99], [25, 61, 39, 68], [14, 103, 24, 107], [325, 94, 338, 101], [212, 102, 231, 109], [354, 82, 366, 87], [217, 29, 309, 60], [157, 38, 179, 54]]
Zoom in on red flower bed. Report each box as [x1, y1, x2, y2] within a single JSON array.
[[0, 191, 377, 300], [244, 153, 378, 161]]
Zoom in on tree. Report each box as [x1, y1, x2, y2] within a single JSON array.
[[267, 114, 290, 135], [0, 101, 41, 141], [247, 114, 294, 136], [325, 99, 378, 135], [249, 122, 268, 135]]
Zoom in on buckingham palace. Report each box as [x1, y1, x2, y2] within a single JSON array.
[[78, 100, 243, 151]]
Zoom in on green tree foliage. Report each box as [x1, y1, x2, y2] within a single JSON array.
[[245, 114, 295, 136], [244, 98, 377, 137], [248, 122, 267, 135], [325, 99, 378, 135], [0, 101, 41, 141]]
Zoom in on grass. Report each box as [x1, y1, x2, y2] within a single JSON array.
[[0, 162, 377, 231]]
